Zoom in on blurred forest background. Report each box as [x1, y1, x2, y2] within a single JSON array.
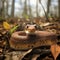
[[0, 0, 60, 19]]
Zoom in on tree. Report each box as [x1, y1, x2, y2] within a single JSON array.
[[11, 0, 15, 17], [36, 0, 39, 17], [23, 0, 28, 18], [6, 0, 9, 17], [4, 0, 9, 18], [1, 0, 5, 17], [0, 0, 2, 16], [28, 0, 32, 18], [58, 0, 60, 18], [47, 0, 51, 16], [24, 0, 27, 14]]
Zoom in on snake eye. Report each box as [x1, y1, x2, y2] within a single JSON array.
[[35, 25, 37, 29], [27, 26, 29, 28]]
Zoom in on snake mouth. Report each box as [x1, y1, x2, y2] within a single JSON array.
[[25, 29, 36, 35]]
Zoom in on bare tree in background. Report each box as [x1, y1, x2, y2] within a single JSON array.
[[58, 0, 60, 18], [24, 0, 28, 15], [4, 0, 9, 18], [47, 0, 51, 16], [0, 0, 2, 16], [1, 0, 5, 17], [11, 0, 15, 17], [36, 0, 39, 17], [28, 0, 32, 18], [6, 0, 9, 17]]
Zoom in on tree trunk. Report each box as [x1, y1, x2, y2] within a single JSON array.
[[4, 0, 9, 18], [28, 0, 32, 18], [24, 0, 27, 14], [1, 0, 5, 17], [58, 0, 60, 18], [6, 0, 9, 17], [23, 0, 28, 18], [36, 0, 39, 17], [47, 0, 51, 16], [11, 0, 15, 17], [0, 0, 2, 16]]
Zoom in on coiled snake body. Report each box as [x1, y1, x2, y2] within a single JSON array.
[[9, 24, 57, 50]]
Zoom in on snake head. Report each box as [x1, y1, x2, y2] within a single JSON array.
[[25, 24, 37, 34]]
